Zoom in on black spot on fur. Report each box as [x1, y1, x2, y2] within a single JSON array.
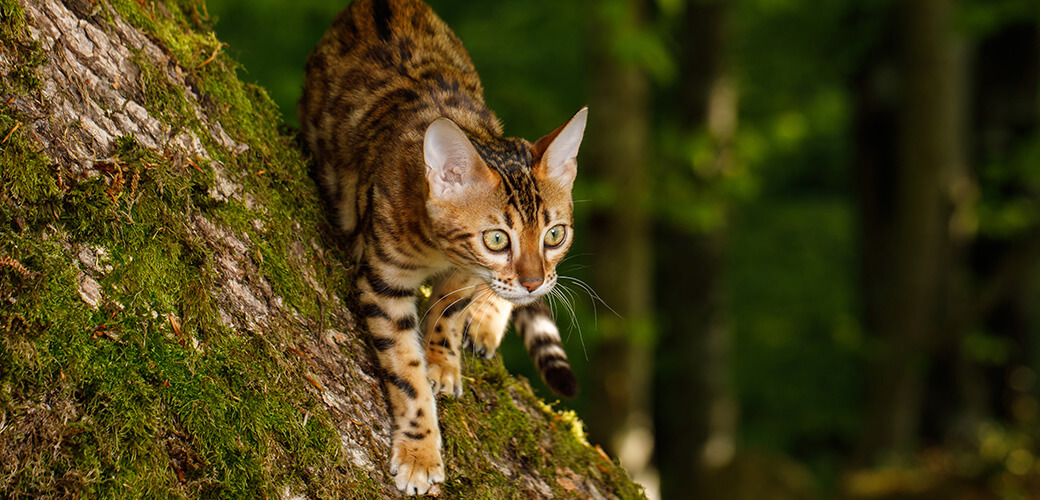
[[404, 430, 427, 440]]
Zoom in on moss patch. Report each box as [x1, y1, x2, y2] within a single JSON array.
[[0, 0, 356, 496], [0, 0, 44, 92], [0, 128, 346, 496], [435, 356, 645, 498]]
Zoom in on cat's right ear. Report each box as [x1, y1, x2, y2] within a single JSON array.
[[533, 107, 587, 188], [424, 118, 496, 201]]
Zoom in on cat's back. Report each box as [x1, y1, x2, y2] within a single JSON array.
[[300, 0, 502, 237], [299, 0, 495, 143]]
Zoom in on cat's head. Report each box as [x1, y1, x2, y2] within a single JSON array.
[[423, 108, 587, 305]]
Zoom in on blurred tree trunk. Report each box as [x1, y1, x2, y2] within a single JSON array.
[[855, 0, 969, 459], [653, 1, 737, 499], [959, 20, 1040, 431], [584, 0, 656, 491]]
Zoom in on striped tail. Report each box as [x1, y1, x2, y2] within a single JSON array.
[[512, 300, 578, 398]]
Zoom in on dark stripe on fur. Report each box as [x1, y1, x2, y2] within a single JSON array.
[[372, 0, 393, 42], [372, 335, 396, 351], [394, 315, 417, 331], [385, 372, 417, 399], [362, 264, 413, 298], [472, 138, 541, 224], [536, 353, 569, 371], [442, 297, 471, 318], [403, 430, 427, 440], [360, 302, 391, 320], [527, 334, 561, 354], [371, 232, 423, 270]]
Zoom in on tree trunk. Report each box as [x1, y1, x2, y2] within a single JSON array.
[[584, 0, 656, 492], [857, 0, 968, 459], [653, 1, 738, 498], [0, 0, 643, 497]]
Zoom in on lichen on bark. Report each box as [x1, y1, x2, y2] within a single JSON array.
[[0, 0, 644, 498]]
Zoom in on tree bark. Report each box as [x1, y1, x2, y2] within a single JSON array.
[[0, 0, 643, 497]]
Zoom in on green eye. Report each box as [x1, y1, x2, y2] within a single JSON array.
[[483, 230, 510, 252], [544, 225, 567, 247]]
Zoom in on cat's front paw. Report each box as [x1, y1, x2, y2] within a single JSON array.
[[390, 434, 445, 495], [462, 298, 510, 359], [427, 354, 463, 398]]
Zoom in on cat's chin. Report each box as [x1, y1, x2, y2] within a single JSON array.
[[493, 290, 545, 306]]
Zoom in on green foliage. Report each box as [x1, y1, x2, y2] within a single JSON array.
[[729, 200, 863, 469], [959, 0, 1039, 37]]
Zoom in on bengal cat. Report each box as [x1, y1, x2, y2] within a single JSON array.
[[299, 0, 587, 494]]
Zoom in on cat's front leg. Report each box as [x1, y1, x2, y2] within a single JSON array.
[[423, 270, 480, 397], [462, 291, 513, 359], [358, 261, 444, 495]]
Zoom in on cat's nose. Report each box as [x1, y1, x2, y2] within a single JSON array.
[[521, 279, 543, 292]]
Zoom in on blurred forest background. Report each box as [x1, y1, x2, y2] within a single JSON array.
[[204, 0, 1040, 498]]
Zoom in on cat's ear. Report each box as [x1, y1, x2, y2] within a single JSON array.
[[533, 107, 588, 187], [424, 118, 497, 200]]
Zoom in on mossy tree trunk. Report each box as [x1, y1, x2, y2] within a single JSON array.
[[0, 0, 643, 498]]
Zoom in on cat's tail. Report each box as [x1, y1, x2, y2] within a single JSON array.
[[512, 300, 578, 398]]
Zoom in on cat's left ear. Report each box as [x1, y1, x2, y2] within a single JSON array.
[[533, 107, 588, 187]]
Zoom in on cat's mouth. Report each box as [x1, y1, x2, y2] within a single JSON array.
[[487, 278, 554, 306]]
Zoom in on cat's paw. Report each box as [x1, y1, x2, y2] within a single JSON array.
[[427, 355, 463, 398], [390, 435, 445, 495], [462, 298, 510, 359]]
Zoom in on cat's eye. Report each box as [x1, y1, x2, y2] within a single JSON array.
[[483, 230, 510, 252], [544, 225, 567, 247]]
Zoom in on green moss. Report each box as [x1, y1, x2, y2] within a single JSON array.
[[0, 112, 57, 206], [431, 356, 643, 498], [0, 0, 45, 92], [0, 0, 25, 40]]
